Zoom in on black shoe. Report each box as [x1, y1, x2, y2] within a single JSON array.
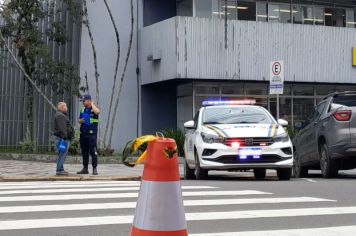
[[77, 168, 89, 174], [93, 168, 98, 175]]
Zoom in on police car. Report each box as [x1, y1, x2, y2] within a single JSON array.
[[183, 100, 293, 181]]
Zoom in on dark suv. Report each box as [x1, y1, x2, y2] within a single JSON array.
[[293, 91, 356, 178]]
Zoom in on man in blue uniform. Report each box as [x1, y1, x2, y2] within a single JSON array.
[[77, 95, 101, 175]]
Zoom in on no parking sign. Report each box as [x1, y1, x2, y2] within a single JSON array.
[[270, 61, 284, 95]]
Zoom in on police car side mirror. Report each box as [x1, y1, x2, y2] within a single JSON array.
[[184, 120, 195, 129], [278, 119, 288, 127]]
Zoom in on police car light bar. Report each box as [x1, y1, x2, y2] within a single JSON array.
[[202, 99, 257, 106]]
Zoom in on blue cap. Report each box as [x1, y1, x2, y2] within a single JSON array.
[[82, 94, 92, 101]]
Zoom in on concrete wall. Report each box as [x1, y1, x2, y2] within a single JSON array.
[[140, 16, 356, 85], [79, 0, 139, 151]]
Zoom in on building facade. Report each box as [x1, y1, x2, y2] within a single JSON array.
[[140, 0, 356, 136], [2, 0, 356, 151]]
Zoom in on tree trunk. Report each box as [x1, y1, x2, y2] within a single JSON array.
[[25, 81, 34, 142], [102, 0, 121, 148], [83, 0, 100, 106], [107, 0, 134, 149]]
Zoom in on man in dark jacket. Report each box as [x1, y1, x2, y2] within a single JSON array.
[[54, 102, 74, 176]]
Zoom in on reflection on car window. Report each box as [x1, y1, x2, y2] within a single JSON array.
[[203, 107, 272, 125], [333, 95, 356, 107]]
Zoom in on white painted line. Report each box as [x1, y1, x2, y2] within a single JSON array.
[[190, 226, 356, 236], [0, 186, 217, 195], [0, 190, 270, 202], [0, 197, 335, 213], [0, 183, 141, 190], [1, 207, 356, 230], [302, 178, 317, 183], [185, 207, 356, 221]]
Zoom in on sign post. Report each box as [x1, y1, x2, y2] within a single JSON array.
[[269, 61, 284, 120]]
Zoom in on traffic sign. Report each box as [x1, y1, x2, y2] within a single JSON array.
[[270, 61, 284, 95]]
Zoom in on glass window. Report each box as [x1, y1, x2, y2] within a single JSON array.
[[195, 0, 213, 18], [292, 4, 303, 24], [221, 85, 243, 95], [303, 6, 314, 25], [237, 1, 256, 21], [177, 0, 193, 17], [333, 8, 346, 27], [268, 4, 280, 23], [293, 85, 314, 96], [316, 85, 335, 96], [177, 83, 193, 97], [324, 8, 333, 26], [245, 83, 268, 95], [212, 0, 222, 19], [314, 7, 325, 25], [257, 1, 268, 22], [280, 97, 292, 123], [346, 9, 356, 28], [195, 85, 219, 95], [224, 0, 238, 20], [279, 3, 292, 23]]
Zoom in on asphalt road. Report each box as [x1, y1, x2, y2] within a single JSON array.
[[1, 170, 356, 236]]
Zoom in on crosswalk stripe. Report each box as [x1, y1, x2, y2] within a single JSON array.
[[0, 186, 217, 195], [0, 197, 334, 213], [1, 206, 356, 230], [189, 226, 356, 236], [0, 183, 142, 190], [0, 190, 271, 202]]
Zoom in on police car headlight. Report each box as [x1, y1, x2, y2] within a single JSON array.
[[201, 132, 224, 144], [273, 133, 290, 143]]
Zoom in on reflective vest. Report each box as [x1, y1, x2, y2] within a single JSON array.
[[79, 107, 99, 135]]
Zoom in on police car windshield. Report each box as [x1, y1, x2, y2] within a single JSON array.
[[203, 107, 272, 125]]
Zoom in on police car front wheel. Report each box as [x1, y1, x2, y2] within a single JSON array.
[[195, 153, 208, 180]]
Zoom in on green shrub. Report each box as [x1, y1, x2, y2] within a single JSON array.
[[161, 129, 185, 157], [19, 138, 37, 153]]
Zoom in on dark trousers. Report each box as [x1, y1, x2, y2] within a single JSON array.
[[80, 134, 98, 168]]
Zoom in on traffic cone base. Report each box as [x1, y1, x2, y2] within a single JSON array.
[[131, 227, 188, 236]]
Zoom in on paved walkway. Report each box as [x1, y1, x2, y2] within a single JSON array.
[[0, 160, 145, 181]]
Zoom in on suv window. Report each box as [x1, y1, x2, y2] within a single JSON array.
[[193, 111, 199, 129], [333, 94, 356, 107], [308, 101, 327, 123]]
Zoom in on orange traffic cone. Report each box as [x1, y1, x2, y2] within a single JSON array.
[[131, 138, 188, 236]]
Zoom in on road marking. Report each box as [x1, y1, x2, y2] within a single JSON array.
[[0, 190, 271, 202], [0, 197, 335, 213], [0, 186, 217, 195], [1, 206, 356, 230], [190, 225, 356, 236], [302, 178, 317, 183]]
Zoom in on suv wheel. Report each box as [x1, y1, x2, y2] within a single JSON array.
[[254, 169, 266, 180], [277, 168, 292, 181], [293, 151, 308, 178], [184, 159, 195, 180], [320, 143, 338, 178], [195, 153, 208, 180]]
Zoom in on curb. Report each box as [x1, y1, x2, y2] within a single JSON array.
[[0, 176, 142, 182]]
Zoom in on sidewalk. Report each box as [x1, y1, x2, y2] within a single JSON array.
[[0, 160, 145, 181]]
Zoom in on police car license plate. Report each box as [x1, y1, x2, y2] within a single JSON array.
[[238, 147, 262, 156]]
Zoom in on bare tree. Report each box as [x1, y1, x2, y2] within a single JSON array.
[[83, 0, 100, 106], [102, 0, 121, 147], [106, 0, 134, 149]]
